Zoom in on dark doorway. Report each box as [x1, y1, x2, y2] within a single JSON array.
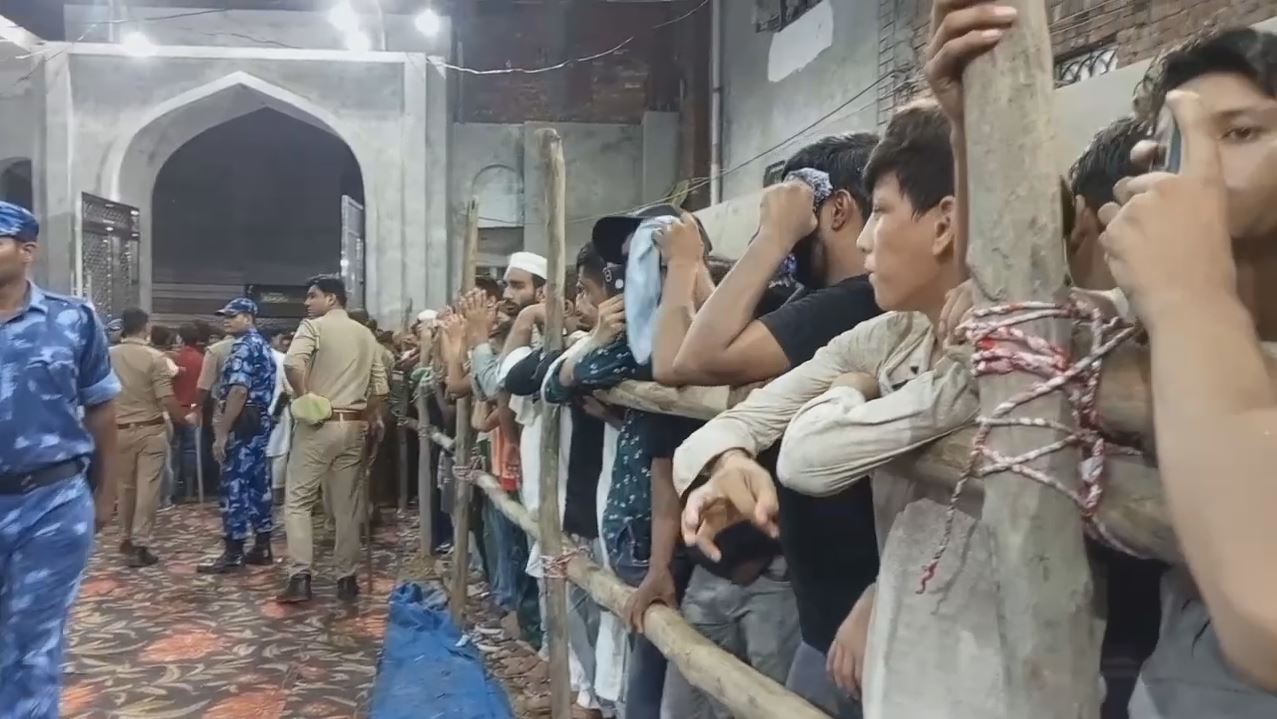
[[151, 108, 363, 325], [1, 159, 33, 211]]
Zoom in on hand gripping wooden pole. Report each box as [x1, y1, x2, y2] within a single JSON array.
[[963, 1, 1101, 715], [537, 128, 573, 719], [449, 197, 480, 626]]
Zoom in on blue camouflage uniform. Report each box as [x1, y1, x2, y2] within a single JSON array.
[[216, 308, 276, 541], [0, 202, 120, 719]]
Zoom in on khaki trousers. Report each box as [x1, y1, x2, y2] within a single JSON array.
[[285, 421, 366, 578], [117, 424, 168, 547]]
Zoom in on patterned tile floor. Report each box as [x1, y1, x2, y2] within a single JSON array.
[[62, 504, 411, 719]]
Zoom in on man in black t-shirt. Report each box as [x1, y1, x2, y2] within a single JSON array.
[[648, 134, 883, 718]]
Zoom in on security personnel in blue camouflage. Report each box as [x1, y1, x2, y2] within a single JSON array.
[[0, 202, 121, 719], [198, 297, 277, 574]]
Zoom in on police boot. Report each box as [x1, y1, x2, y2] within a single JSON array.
[[336, 575, 360, 602], [197, 538, 245, 574], [276, 572, 313, 604], [244, 533, 273, 566]]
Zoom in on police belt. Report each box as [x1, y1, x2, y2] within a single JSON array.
[[0, 459, 86, 495]]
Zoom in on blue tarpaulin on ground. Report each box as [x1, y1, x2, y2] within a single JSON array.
[[370, 582, 515, 719]]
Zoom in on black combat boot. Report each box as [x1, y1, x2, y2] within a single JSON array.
[[336, 575, 360, 602], [244, 532, 274, 566], [118, 538, 135, 556], [197, 538, 245, 574], [276, 572, 313, 604]]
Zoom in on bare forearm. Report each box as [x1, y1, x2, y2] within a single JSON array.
[[217, 386, 248, 437], [652, 260, 700, 386], [680, 235, 786, 361], [504, 317, 536, 355], [162, 396, 186, 425], [649, 459, 682, 571], [1146, 296, 1277, 685], [84, 401, 117, 502], [285, 365, 307, 397]]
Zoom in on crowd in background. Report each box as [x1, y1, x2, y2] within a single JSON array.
[[400, 15, 1277, 719]]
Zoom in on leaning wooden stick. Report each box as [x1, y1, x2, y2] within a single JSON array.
[[449, 197, 480, 625], [362, 440, 379, 592], [536, 128, 573, 719], [963, 1, 1101, 715]]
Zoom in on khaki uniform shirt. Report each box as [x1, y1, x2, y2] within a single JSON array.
[[109, 338, 174, 424], [672, 311, 979, 549], [285, 309, 389, 410], [197, 338, 234, 395]]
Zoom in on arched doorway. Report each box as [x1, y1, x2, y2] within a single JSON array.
[[149, 108, 363, 329], [103, 72, 375, 321]]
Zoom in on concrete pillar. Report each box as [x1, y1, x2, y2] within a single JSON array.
[[32, 50, 75, 292], [422, 57, 450, 309]]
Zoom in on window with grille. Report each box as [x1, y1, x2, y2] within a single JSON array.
[[1054, 44, 1118, 87], [754, 0, 822, 32]]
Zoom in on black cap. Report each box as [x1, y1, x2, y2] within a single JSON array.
[[590, 204, 711, 265]]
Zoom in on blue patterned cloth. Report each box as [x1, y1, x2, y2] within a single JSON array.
[[0, 476, 95, 719], [544, 338, 652, 569], [0, 201, 39, 243], [624, 216, 675, 365], [217, 330, 276, 540], [0, 282, 120, 476]]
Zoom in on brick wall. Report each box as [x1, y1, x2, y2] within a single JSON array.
[[879, 0, 1277, 121], [455, 0, 703, 125]]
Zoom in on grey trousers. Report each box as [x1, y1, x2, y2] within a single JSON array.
[[661, 558, 800, 719], [785, 640, 863, 719]]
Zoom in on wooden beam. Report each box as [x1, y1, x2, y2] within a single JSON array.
[[470, 471, 831, 719], [449, 197, 480, 626], [963, 1, 1100, 714], [537, 128, 573, 719], [415, 397, 436, 558]]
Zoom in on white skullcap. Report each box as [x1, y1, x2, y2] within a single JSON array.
[[416, 309, 438, 323], [505, 251, 548, 282]]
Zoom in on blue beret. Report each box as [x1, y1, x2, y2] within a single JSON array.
[[0, 202, 38, 243], [215, 297, 259, 317]]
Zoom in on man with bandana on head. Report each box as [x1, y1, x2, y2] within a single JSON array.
[[0, 201, 121, 718], [197, 297, 277, 575]]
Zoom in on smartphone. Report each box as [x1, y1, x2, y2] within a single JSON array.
[[603, 265, 626, 297], [1155, 117, 1183, 173]]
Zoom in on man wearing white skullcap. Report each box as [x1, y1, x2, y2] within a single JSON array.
[[503, 251, 547, 309]]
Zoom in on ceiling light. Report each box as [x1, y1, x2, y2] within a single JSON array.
[[328, 2, 359, 32], [344, 32, 371, 52], [414, 8, 441, 36], [121, 31, 156, 57]]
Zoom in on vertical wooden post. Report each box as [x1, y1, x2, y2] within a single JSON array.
[[963, 1, 1100, 716], [417, 393, 436, 559], [397, 382, 410, 514], [449, 197, 480, 625], [537, 128, 572, 719]]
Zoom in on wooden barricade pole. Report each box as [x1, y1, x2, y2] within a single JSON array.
[[537, 128, 573, 719], [470, 471, 830, 719], [964, 1, 1101, 715], [416, 396, 436, 558], [449, 197, 480, 625]]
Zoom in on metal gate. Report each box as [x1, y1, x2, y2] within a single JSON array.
[[340, 195, 365, 309], [79, 193, 141, 321]]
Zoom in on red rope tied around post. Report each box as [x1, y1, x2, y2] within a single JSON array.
[[540, 546, 586, 580], [917, 297, 1142, 594]]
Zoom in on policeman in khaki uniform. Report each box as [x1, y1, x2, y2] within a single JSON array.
[[108, 307, 186, 568], [277, 274, 388, 603]]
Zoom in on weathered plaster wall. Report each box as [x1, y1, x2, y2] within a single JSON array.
[[37, 44, 442, 324], [718, 0, 879, 201]]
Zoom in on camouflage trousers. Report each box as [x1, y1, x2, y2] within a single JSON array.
[[220, 431, 273, 541], [0, 475, 94, 719]]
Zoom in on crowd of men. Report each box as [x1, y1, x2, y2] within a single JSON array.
[[403, 17, 1277, 719], [0, 6, 1276, 719]]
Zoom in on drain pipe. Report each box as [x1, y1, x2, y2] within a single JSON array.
[[709, 0, 723, 206]]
